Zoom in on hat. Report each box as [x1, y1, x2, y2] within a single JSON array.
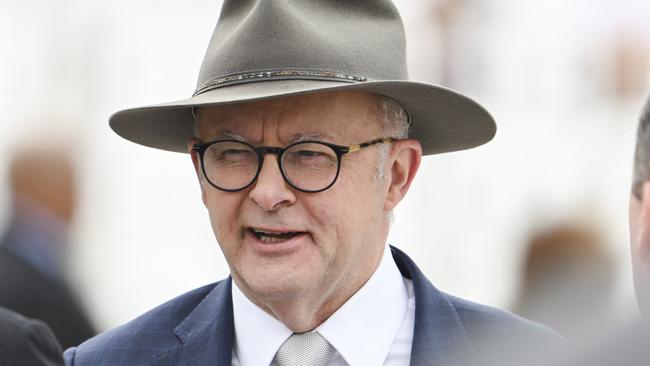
[[109, 0, 496, 155]]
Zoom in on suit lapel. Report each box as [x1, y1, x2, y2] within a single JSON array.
[[152, 278, 234, 366], [150, 249, 478, 366], [391, 246, 479, 366]]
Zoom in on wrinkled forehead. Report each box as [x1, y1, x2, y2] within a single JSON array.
[[194, 91, 383, 143]]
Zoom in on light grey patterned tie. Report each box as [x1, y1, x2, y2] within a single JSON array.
[[274, 331, 336, 366]]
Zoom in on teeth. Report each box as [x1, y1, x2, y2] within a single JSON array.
[[252, 229, 300, 244], [255, 230, 291, 235], [259, 234, 286, 244]]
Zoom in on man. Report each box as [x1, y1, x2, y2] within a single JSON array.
[[539, 93, 650, 366], [0, 148, 96, 349], [630, 95, 650, 315], [65, 1, 557, 365], [0, 306, 64, 366]]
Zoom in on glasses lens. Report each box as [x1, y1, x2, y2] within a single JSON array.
[[282, 142, 339, 191], [203, 141, 258, 190]]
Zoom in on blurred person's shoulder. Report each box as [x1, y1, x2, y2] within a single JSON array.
[[0, 307, 64, 366], [552, 320, 650, 366], [63, 279, 231, 365]]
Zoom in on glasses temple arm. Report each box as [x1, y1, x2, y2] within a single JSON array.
[[348, 138, 397, 153]]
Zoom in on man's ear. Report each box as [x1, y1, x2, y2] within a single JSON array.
[[187, 137, 207, 206], [384, 139, 422, 211]]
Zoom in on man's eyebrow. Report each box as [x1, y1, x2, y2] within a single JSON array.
[[212, 130, 247, 141], [207, 131, 336, 144], [289, 133, 335, 143]]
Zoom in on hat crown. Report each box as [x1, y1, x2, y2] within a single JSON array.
[[196, 0, 409, 94]]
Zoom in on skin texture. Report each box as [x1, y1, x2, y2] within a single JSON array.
[[629, 181, 650, 315], [188, 91, 421, 332]]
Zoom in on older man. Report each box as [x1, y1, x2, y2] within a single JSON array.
[[65, 1, 556, 365]]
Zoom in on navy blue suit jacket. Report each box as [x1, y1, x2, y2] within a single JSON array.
[[64, 247, 558, 365]]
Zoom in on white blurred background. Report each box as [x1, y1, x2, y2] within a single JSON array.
[[1, 0, 649, 336]]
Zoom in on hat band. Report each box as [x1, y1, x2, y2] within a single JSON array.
[[193, 69, 368, 96]]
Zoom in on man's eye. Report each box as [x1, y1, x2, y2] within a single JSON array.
[[285, 149, 336, 168], [218, 149, 253, 161], [296, 150, 323, 158]]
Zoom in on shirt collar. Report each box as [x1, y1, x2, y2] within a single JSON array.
[[231, 245, 409, 366], [232, 280, 292, 366], [316, 244, 408, 365]]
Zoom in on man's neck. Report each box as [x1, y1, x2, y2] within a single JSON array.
[[233, 244, 385, 332]]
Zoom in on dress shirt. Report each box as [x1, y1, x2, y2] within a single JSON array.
[[231, 244, 415, 366]]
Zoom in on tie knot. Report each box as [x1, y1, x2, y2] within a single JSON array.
[[274, 331, 336, 366]]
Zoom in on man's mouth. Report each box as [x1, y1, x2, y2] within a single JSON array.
[[248, 228, 305, 244]]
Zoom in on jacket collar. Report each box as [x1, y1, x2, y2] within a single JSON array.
[[152, 246, 477, 366], [152, 279, 234, 365], [391, 246, 479, 366]]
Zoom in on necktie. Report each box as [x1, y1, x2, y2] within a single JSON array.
[[274, 331, 336, 366]]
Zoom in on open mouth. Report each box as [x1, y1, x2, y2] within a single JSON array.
[[249, 228, 305, 244]]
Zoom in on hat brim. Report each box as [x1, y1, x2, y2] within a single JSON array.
[[109, 80, 496, 156]]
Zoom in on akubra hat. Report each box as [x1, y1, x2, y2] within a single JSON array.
[[109, 0, 496, 155]]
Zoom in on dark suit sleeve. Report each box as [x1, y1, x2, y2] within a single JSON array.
[[1, 315, 64, 366]]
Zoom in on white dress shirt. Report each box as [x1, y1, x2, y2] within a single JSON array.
[[231, 245, 416, 366]]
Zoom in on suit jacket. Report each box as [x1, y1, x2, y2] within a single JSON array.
[[64, 246, 559, 366], [0, 306, 64, 366], [0, 247, 96, 349]]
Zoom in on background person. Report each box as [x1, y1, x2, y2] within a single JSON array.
[[0, 147, 96, 349], [630, 95, 650, 316]]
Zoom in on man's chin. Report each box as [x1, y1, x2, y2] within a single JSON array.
[[238, 271, 317, 302]]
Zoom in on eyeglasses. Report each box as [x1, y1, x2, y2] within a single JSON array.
[[192, 137, 398, 193]]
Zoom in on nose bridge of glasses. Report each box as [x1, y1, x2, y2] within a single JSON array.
[[256, 146, 284, 157], [254, 146, 286, 177], [255, 146, 285, 169]]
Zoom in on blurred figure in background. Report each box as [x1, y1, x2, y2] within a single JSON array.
[[0, 148, 95, 349], [545, 91, 650, 366], [0, 306, 63, 366], [514, 224, 616, 338], [630, 95, 650, 315]]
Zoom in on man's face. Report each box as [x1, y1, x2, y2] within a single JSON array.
[[190, 91, 407, 317], [629, 186, 650, 314]]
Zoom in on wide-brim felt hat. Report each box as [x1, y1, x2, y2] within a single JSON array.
[[110, 0, 496, 156]]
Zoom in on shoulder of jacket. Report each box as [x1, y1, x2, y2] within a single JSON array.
[[65, 281, 223, 365]]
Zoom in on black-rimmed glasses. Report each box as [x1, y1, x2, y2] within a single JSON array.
[[191, 137, 398, 193]]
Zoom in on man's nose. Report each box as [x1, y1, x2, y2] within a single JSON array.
[[248, 154, 296, 211]]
